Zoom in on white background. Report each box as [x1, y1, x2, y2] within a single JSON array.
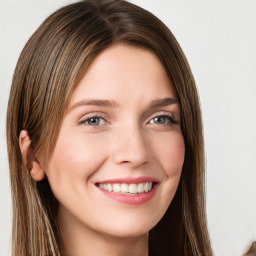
[[0, 0, 255, 255]]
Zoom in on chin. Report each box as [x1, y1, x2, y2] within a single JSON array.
[[99, 217, 157, 238], [105, 227, 150, 239]]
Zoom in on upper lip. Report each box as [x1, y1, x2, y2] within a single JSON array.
[[96, 176, 160, 184]]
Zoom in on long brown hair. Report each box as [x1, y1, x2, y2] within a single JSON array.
[[6, 0, 213, 255]]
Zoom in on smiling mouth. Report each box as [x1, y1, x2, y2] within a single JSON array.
[[95, 177, 159, 205], [96, 182, 155, 195]]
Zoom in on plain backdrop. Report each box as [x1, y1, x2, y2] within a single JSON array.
[[0, 0, 255, 255]]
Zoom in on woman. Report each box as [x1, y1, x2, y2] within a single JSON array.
[[6, 0, 213, 255]]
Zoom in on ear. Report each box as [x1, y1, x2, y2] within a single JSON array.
[[19, 130, 46, 181]]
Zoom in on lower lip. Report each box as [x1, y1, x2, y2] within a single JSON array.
[[97, 184, 158, 205]]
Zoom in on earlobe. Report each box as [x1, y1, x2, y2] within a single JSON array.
[[19, 130, 46, 181]]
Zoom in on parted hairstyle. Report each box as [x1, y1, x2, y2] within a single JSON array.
[[6, 0, 213, 255]]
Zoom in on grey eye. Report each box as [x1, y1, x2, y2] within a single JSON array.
[[151, 116, 169, 124], [149, 115, 178, 125], [85, 117, 106, 126]]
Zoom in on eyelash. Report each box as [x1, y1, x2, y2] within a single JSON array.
[[148, 114, 179, 125], [78, 114, 107, 126], [78, 113, 179, 127]]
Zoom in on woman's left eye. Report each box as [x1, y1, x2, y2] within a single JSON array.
[[149, 115, 178, 125], [81, 116, 106, 126]]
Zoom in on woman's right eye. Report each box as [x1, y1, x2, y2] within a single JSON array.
[[80, 116, 106, 126]]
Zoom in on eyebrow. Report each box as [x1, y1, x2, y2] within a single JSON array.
[[148, 97, 179, 108], [68, 97, 179, 112], [68, 99, 120, 111]]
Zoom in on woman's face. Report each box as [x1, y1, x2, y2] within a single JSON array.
[[43, 44, 185, 238]]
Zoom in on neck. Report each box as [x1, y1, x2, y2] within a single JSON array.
[[58, 208, 148, 256]]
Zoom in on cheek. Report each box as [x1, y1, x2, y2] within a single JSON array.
[[45, 131, 109, 189], [154, 132, 185, 177], [148, 132, 184, 222]]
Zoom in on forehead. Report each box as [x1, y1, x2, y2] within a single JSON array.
[[69, 44, 176, 105]]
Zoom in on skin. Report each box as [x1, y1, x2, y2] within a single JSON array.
[[20, 44, 185, 256]]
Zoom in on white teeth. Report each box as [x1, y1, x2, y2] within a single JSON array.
[[138, 183, 144, 193], [121, 183, 129, 193], [107, 184, 112, 192], [113, 184, 121, 193], [99, 182, 153, 194], [148, 182, 152, 191], [144, 182, 149, 192], [128, 184, 137, 194]]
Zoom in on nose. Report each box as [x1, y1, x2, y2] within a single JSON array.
[[111, 125, 149, 168]]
